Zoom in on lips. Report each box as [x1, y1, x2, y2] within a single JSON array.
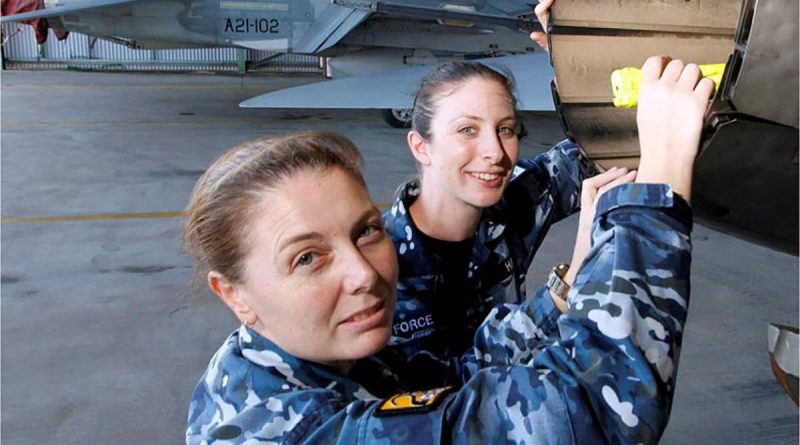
[[469, 171, 504, 181], [340, 300, 387, 329], [467, 170, 508, 186]]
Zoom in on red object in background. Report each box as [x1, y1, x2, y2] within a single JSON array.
[[2, 0, 69, 43]]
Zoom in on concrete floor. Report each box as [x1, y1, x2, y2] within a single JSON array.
[[1, 70, 797, 444]]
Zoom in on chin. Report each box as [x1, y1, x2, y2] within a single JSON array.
[[468, 192, 504, 208], [343, 327, 392, 359]]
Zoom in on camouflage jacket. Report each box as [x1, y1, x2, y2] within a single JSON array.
[[382, 140, 596, 387], [187, 182, 693, 445]]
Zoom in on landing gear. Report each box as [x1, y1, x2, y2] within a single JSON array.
[[382, 108, 412, 128]]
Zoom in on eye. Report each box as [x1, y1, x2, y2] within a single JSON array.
[[457, 126, 476, 135], [498, 125, 517, 137], [296, 252, 317, 267], [358, 224, 383, 240]]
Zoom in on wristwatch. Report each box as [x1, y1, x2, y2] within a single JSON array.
[[546, 262, 571, 302]]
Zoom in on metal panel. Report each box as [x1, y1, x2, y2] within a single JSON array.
[[550, 0, 740, 34], [726, 0, 799, 128], [551, 33, 735, 104], [694, 117, 798, 248]]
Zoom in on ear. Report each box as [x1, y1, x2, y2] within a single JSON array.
[[407, 130, 432, 166], [208, 270, 257, 326]]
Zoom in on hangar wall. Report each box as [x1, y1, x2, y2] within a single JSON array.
[[0, 24, 322, 73]]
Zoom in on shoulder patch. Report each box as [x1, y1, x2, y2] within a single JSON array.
[[375, 386, 455, 416]]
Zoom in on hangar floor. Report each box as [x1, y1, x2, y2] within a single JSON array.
[[1, 70, 797, 444]]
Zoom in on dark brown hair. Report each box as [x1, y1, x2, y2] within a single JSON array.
[[411, 60, 519, 140], [182, 131, 365, 286]]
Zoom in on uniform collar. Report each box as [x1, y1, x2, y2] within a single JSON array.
[[385, 180, 510, 276], [237, 326, 400, 400]]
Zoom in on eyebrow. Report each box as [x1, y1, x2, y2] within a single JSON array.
[[276, 206, 381, 253], [351, 206, 382, 234], [276, 232, 323, 254], [448, 114, 517, 126]]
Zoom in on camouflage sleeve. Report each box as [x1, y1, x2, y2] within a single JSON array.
[[461, 182, 691, 443], [510, 139, 597, 230], [482, 140, 597, 353]]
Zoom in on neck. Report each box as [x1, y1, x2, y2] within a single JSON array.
[[329, 359, 355, 375], [409, 179, 482, 242], [255, 324, 355, 375]]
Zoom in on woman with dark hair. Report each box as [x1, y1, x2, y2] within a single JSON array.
[[381, 4, 637, 386], [185, 56, 714, 444]]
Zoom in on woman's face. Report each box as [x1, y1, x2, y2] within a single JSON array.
[[231, 167, 398, 372], [420, 76, 519, 209]]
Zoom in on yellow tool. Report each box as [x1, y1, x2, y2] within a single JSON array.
[[611, 63, 726, 108]]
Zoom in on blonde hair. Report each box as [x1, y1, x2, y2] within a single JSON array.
[[182, 131, 365, 286]]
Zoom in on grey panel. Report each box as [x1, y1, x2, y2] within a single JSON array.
[[292, 4, 371, 53], [694, 117, 798, 248], [727, 0, 799, 128]]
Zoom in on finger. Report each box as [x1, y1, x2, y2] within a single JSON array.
[[677, 63, 702, 91], [694, 77, 716, 101], [596, 170, 637, 201], [661, 59, 686, 83], [601, 171, 637, 192], [641, 56, 667, 82], [585, 167, 629, 188], [530, 32, 548, 51], [534, 0, 555, 28]]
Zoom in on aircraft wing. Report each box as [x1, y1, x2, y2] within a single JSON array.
[[0, 0, 147, 23], [291, 4, 372, 54], [240, 52, 553, 111]]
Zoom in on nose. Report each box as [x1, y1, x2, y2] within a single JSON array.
[[340, 246, 379, 295], [480, 132, 505, 164]]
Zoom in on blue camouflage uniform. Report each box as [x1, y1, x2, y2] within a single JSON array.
[[382, 140, 596, 387], [187, 182, 693, 445]]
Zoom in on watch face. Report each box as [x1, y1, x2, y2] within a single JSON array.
[[548, 264, 571, 300], [547, 269, 566, 299]]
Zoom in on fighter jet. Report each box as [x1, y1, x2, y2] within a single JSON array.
[[2, 0, 548, 125]]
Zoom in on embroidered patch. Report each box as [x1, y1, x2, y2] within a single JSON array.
[[375, 386, 455, 416]]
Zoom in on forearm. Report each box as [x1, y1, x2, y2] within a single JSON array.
[[471, 183, 692, 443], [559, 183, 692, 442]]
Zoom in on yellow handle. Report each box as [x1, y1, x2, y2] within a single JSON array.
[[611, 63, 726, 108]]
